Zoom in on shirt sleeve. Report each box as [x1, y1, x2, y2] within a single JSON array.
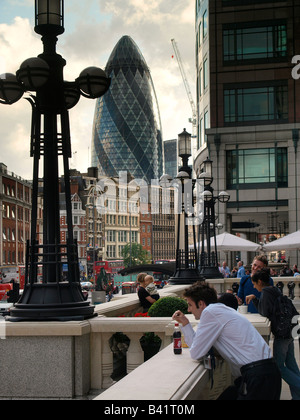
[[181, 310, 223, 360]]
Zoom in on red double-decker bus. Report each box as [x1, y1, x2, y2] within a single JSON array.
[[93, 260, 125, 282]]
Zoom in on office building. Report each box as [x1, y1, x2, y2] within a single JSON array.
[[164, 139, 179, 179], [91, 35, 163, 184], [0, 163, 33, 269], [194, 0, 300, 261]]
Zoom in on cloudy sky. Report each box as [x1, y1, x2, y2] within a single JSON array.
[[0, 0, 196, 179]]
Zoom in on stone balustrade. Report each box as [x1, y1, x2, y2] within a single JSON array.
[[90, 316, 176, 389], [0, 278, 296, 399], [224, 276, 300, 298], [90, 311, 271, 397]]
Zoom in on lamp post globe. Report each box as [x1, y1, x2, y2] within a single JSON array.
[[0, 73, 24, 105], [16, 57, 50, 91]]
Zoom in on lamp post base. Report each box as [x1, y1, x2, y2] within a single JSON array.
[[168, 268, 205, 285], [7, 282, 96, 322], [199, 266, 224, 279]]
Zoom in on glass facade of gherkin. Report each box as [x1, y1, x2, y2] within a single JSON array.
[[91, 35, 163, 183]]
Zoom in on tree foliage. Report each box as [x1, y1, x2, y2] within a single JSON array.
[[121, 242, 151, 268]]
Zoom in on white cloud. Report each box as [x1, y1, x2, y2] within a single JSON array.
[[0, 17, 40, 74], [0, 0, 196, 179]]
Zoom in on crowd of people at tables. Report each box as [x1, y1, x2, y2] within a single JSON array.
[[220, 260, 300, 279]]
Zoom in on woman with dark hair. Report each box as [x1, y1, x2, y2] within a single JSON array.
[[136, 273, 159, 313]]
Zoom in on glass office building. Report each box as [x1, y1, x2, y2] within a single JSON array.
[[163, 139, 178, 179], [194, 0, 300, 264], [91, 35, 163, 183]]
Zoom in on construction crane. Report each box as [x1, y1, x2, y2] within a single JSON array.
[[171, 38, 197, 140]]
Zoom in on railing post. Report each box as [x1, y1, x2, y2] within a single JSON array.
[[101, 332, 115, 389], [126, 332, 144, 374], [90, 332, 102, 390], [156, 332, 170, 350]]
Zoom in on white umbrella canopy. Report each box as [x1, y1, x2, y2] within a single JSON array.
[[197, 232, 261, 252], [263, 230, 300, 251]]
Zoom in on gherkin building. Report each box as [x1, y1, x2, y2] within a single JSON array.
[[91, 35, 163, 183]]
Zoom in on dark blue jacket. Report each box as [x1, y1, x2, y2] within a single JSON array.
[[238, 275, 274, 313]]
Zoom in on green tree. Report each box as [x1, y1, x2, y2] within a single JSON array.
[[121, 242, 151, 268]]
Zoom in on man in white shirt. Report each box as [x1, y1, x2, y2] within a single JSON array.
[[173, 282, 281, 400]]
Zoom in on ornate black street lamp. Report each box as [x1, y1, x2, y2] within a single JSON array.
[[169, 129, 205, 285], [198, 157, 230, 279], [0, 0, 110, 321]]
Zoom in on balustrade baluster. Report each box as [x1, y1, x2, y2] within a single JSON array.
[[126, 332, 144, 374], [101, 332, 115, 388]]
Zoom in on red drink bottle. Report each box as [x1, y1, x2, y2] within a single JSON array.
[[173, 323, 182, 354]]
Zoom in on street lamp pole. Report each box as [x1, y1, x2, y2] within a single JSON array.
[[0, 0, 110, 321], [169, 129, 205, 285], [198, 157, 230, 279]]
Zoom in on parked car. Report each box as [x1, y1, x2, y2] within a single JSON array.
[[0, 302, 14, 317], [80, 281, 93, 291]]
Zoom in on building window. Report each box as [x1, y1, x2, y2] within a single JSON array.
[[130, 231, 138, 242], [198, 67, 202, 97], [198, 117, 204, 149], [224, 82, 288, 124], [107, 245, 116, 259], [107, 230, 116, 242], [203, 59, 208, 89], [204, 111, 210, 143], [226, 148, 288, 188], [223, 22, 287, 63], [198, 21, 202, 48], [118, 231, 127, 242], [203, 10, 208, 38]]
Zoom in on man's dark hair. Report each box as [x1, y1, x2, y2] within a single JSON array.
[[184, 281, 218, 307], [251, 268, 271, 286], [218, 293, 238, 310]]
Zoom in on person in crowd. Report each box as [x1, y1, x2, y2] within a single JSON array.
[[237, 261, 246, 278], [280, 264, 293, 277], [270, 268, 278, 278], [219, 261, 230, 278], [246, 268, 300, 400], [237, 255, 273, 313], [172, 282, 281, 400], [136, 272, 159, 313], [230, 267, 238, 278], [218, 292, 239, 310], [293, 268, 300, 277]]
